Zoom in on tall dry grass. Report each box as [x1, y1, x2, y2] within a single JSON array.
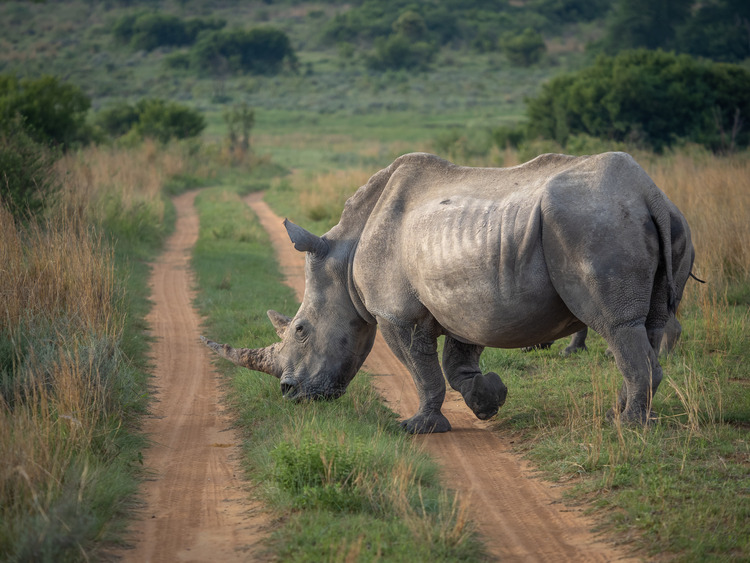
[[648, 151, 750, 294], [54, 139, 194, 226], [0, 202, 121, 556], [295, 168, 374, 228], [0, 140, 191, 557]]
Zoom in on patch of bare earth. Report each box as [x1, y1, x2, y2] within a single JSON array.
[[118, 191, 271, 563], [246, 192, 640, 562]]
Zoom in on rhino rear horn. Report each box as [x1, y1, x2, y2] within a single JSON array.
[[200, 336, 282, 378], [267, 310, 291, 337], [284, 219, 329, 257]]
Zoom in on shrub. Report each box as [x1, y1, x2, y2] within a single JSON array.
[[96, 99, 205, 143], [365, 33, 435, 71], [113, 12, 225, 51], [0, 74, 91, 148], [525, 49, 750, 151], [596, 0, 691, 54], [96, 101, 139, 138], [528, 0, 611, 24], [0, 117, 59, 219], [129, 13, 190, 51], [133, 98, 205, 143], [190, 27, 297, 75], [676, 0, 750, 63], [492, 124, 527, 150], [500, 28, 546, 67]]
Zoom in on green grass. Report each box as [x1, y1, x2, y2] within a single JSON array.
[[479, 305, 750, 561], [191, 185, 485, 561]]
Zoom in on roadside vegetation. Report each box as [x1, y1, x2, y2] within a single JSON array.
[[0, 141, 202, 560], [1, 0, 749, 561]]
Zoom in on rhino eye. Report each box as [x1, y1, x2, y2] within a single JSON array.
[[294, 323, 307, 340]]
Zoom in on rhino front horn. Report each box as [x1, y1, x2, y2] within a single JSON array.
[[200, 336, 282, 378], [284, 219, 329, 257]]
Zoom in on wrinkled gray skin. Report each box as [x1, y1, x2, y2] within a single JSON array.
[[526, 314, 683, 356], [202, 152, 695, 434]]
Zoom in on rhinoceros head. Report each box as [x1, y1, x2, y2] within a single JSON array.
[[202, 219, 376, 401]]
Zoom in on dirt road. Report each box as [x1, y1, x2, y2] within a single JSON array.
[[246, 192, 637, 562], [122, 191, 269, 563]]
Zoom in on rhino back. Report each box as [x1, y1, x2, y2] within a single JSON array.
[[351, 152, 593, 347]]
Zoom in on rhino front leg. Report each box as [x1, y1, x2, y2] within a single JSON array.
[[443, 336, 507, 421], [378, 319, 451, 434]]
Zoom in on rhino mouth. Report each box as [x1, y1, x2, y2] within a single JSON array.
[[280, 381, 345, 402]]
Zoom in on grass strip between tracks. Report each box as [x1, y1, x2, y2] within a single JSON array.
[[191, 185, 486, 562]]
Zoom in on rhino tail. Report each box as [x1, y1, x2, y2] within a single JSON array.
[[648, 194, 678, 315]]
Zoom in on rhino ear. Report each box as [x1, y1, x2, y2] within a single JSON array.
[[284, 219, 329, 257], [267, 310, 292, 337]]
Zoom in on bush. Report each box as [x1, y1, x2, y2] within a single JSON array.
[[500, 28, 546, 67], [596, 0, 691, 54], [492, 124, 526, 150], [134, 99, 205, 143], [0, 74, 91, 148], [0, 117, 59, 219], [595, 0, 749, 63], [525, 49, 750, 151], [190, 27, 297, 75], [96, 98, 205, 143], [96, 102, 139, 137], [113, 12, 225, 51], [365, 33, 435, 71], [676, 0, 750, 63]]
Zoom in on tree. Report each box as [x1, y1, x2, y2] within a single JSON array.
[[96, 102, 139, 137], [500, 28, 546, 67], [224, 103, 255, 153], [112, 12, 225, 51], [676, 0, 750, 63], [597, 0, 691, 54], [0, 75, 91, 147], [365, 33, 435, 71], [133, 99, 206, 143], [96, 98, 205, 143], [525, 49, 750, 151], [191, 27, 297, 75], [0, 116, 59, 219]]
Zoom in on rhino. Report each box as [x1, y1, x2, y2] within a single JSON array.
[[202, 152, 695, 433]]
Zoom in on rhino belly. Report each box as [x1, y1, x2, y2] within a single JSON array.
[[425, 280, 581, 349], [403, 195, 582, 348]]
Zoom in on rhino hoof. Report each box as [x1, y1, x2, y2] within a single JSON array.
[[400, 412, 451, 434], [465, 372, 508, 421]]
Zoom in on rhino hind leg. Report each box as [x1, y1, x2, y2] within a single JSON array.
[[604, 325, 663, 425], [561, 328, 589, 357], [442, 336, 508, 421]]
